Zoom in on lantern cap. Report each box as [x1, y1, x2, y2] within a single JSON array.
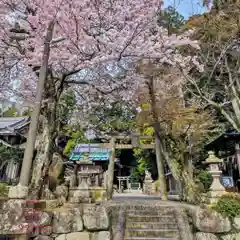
[[204, 151, 223, 164]]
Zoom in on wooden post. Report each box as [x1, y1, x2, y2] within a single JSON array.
[[107, 137, 115, 200], [19, 21, 55, 186], [118, 177, 121, 192], [155, 133, 168, 200], [235, 143, 240, 176]]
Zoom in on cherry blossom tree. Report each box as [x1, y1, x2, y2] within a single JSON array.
[[0, 0, 200, 197]]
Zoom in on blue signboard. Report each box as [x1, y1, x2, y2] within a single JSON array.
[[70, 144, 111, 161], [220, 176, 234, 188]]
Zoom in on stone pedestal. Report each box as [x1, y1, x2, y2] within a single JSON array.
[[90, 187, 107, 202], [69, 175, 92, 203], [8, 183, 29, 199], [204, 151, 226, 203], [143, 170, 153, 195], [143, 181, 153, 195]]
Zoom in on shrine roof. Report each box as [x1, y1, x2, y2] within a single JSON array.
[[69, 143, 111, 161], [205, 131, 240, 152], [0, 117, 30, 135]]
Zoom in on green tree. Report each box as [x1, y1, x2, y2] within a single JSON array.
[[133, 126, 158, 181], [0, 145, 24, 172], [158, 6, 185, 34], [0, 105, 25, 172], [56, 89, 88, 155], [183, 3, 240, 132], [63, 128, 87, 155], [22, 108, 32, 116], [56, 89, 77, 131], [136, 62, 217, 202], [62, 95, 137, 156], [89, 102, 136, 135], [2, 106, 20, 117]]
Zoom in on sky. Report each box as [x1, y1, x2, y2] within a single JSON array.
[[164, 0, 207, 19]]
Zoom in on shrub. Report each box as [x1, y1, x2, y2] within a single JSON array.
[[197, 170, 213, 192], [211, 193, 240, 218], [0, 182, 8, 197], [91, 189, 102, 202]]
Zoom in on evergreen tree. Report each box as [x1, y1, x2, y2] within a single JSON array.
[[158, 6, 185, 34]]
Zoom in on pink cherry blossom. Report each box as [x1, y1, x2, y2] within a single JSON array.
[[0, 0, 201, 102]]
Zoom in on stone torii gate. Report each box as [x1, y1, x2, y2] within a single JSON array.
[[116, 176, 131, 192], [104, 134, 155, 200]]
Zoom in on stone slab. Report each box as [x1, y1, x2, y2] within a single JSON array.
[[66, 232, 90, 240], [8, 184, 29, 199], [83, 204, 109, 230]]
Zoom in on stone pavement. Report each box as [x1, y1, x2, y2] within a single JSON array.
[[110, 192, 198, 212]]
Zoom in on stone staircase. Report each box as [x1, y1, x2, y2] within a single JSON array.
[[124, 206, 181, 240]]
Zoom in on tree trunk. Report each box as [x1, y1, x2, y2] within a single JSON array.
[[178, 181, 184, 201], [29, 79, 64, 199], [232, 98, 240, 129], [147, 76, 168, 200], [178, 150, 200, 203], [181, 169, 201, 203], [161, 147, 200, 203]]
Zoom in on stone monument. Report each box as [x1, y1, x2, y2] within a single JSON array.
[[204, 151, 226, 203]]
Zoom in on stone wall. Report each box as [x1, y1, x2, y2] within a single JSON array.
[[0, 199, 111, 240], [1, 199, 239, 240], [186, 206, 240, 240]]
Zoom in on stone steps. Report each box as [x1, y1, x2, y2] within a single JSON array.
[[125, 229, 179, 238], [124, 206, 175, 211], [125, 238, 179, 240], [127, 216, 177, 223], [127, 211, 175, 217], [127, 222, 178, 229], [124, 206, 180, 240], [126, 207, 176, 217]]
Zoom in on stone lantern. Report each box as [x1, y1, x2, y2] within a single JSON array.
[[204, 151, 226, 203]]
